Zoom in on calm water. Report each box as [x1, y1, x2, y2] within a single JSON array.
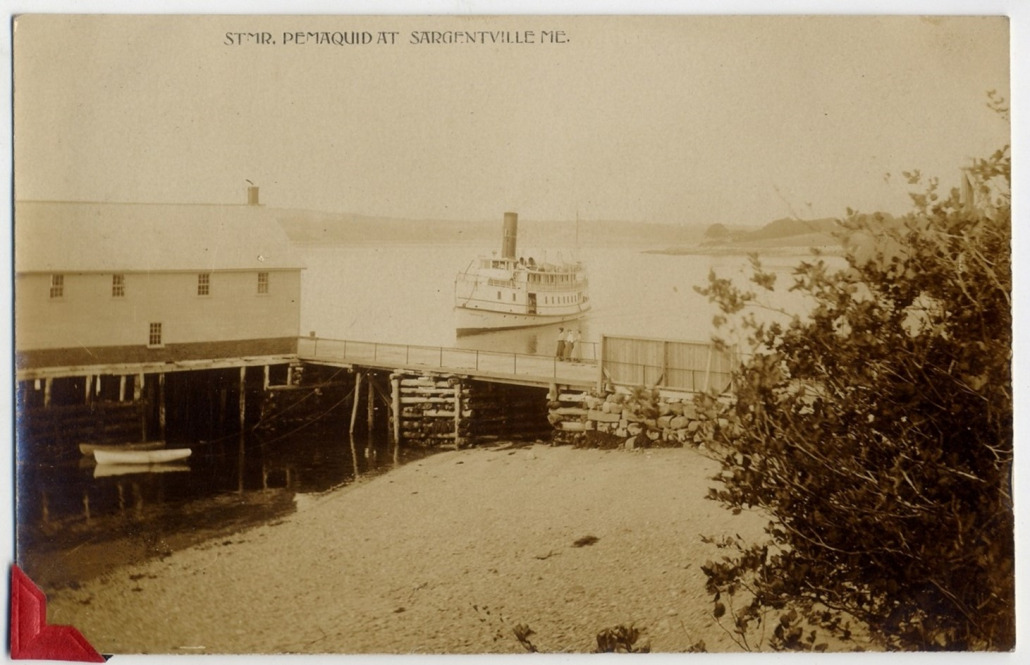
[[20, 242, 827, 585], [298, 244, 819, 358], [17, 422, 413, 588]]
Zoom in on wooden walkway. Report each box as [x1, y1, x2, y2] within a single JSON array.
[[296, 337, 599, 388]]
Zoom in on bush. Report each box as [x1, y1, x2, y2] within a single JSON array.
[[694, 140, 1012, 650]]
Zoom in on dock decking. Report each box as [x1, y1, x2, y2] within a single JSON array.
[[297, 337, 599, 388]]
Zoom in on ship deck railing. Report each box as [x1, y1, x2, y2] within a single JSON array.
[[297, 336, 600, 388]]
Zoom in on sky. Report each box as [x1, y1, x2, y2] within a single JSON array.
[[12, 12, 1010, 227]]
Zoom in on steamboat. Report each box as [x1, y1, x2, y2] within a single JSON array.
[[454, 212, 590, 335]]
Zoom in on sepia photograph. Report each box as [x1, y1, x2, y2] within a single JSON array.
[[6, 2, 1021, 659]]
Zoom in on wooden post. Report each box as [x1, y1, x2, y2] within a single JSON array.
[[703, 345, 714, 393], [238, 367, 247, 495], [84, 374, 93, 404], [158, 373, 167, 441], [118, 375, 127, 402], [263, 365, 270, 390], [453, 382, 463, 448], [138, 373, 147, 441], [391, 375, 401, 463], [237, 430, 246, 495], [350, 372, 362, 435], [662, 340, 669, 388], [219, 387, 227, 430], [238, 366, 247, 433], [349, 432, 361, 479], [43, 377, 52, 408], [348, 376, 362, 478], [366, 377, 375, 458]]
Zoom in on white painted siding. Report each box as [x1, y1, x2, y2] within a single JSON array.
[[15, 270, 301, 351]]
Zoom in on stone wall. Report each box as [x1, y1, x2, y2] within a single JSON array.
[[548, 385, 705, 449]]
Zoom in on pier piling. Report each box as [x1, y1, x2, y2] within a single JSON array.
[[350, 372, 362, 435], [159, 373, 166, 440], [366, 376, 375, 457]]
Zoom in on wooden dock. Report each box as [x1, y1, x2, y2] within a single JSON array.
[[17, 334, 728, 453], [296, 337, 599, 389]]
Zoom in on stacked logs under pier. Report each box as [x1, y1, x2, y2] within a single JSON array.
[[394, 374, 553, 448], [548, 386, 705, 449], [464, 379, 552, 442], [396, 374, 470, 447]]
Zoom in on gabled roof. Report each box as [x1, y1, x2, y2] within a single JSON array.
[[14, 201, 306, 273]]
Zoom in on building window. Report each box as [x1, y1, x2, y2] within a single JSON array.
[[112, 274, 125, 297], [257, 272, 269, 294], [197, 273, 210, 296], [49, 274, 64, 299], [148, 322, 163, 347]]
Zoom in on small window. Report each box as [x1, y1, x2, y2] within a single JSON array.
[[197, 273, 210, 296], [112, 274, 125, 297], [497, 291, 501, 300], [49, 274, 64, 299], [512, 293, 516, 302], [148, 322, 163, 347], [257, 272, 269, 294]]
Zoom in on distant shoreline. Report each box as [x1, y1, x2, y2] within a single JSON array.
[[644, 244, 845, 258], [288, 238, 846, 258]]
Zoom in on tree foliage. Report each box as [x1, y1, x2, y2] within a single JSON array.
[[694, 142, 1012, 651]]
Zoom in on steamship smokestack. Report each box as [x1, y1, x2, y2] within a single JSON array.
[[501, 212, 518, 259], [247, 185, 260, 206]]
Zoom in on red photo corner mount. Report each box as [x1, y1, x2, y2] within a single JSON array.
[[10, 565, 106, 662]]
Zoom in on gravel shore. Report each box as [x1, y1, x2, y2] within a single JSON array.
[[47, 442, 767, 655]]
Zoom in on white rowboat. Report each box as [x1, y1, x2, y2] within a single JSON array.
[[79, 441, 166, 456], [93, 448, 192, 466]]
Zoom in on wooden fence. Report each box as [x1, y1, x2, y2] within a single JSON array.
[[599, 335, 736, 393]]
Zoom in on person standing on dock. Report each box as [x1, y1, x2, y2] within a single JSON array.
[[556, 327, 566, 360], [564, 328, 576, 361]]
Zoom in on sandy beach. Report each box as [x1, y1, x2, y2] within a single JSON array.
[[46, 442, 767, 655]]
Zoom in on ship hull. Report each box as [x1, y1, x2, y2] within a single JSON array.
[[455, 304, 590, 335]]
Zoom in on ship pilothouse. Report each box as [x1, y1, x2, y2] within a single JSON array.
[[454, 212, 590, 335]]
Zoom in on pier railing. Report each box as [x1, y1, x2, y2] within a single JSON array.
[[297, 335, 735, 393], [297, 336, 599, 386]]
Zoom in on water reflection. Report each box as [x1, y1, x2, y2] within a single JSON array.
[[17, 421, 419, 590], [93, 463, 190, 478]]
